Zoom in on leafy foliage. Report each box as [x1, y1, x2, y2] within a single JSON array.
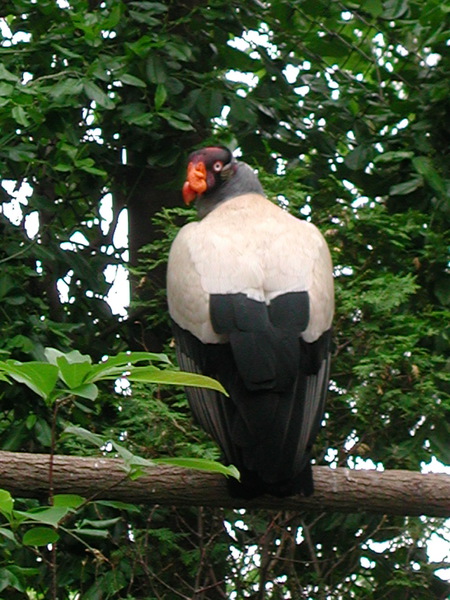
[[0, 0, 449, 598], [0, 349, 237, 598]]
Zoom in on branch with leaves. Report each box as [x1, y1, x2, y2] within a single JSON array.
[[0, 347, 237, 481], [0, 451, 449, 518], [0, 349, 449, 522]]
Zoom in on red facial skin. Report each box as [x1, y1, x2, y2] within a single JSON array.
[[182, 161, 207, 204], [182, 146, 231, 204]]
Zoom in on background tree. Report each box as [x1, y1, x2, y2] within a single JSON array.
[[0, 0, 449, 598]]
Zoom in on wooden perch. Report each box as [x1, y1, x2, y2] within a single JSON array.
[[0, 451, 449, 517]]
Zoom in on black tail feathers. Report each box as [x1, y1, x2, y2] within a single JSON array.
[[226, 462, 314, 499]]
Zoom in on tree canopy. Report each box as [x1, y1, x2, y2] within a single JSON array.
[[0, 0, 449, 597]]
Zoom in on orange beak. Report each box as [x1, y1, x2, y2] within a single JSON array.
[[182, 161, 207, 205]]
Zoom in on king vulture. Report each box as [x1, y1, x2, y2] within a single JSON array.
[[167, 146, 334, 498]]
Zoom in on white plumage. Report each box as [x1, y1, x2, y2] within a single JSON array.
[[168, 192, 333, 343]]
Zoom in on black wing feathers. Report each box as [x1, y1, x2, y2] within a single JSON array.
[[210, 293, 309, 391], [268, 292, 310, 331], [172, 292, 332, 498]]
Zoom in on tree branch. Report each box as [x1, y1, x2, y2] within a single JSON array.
[[0, 451, 448, 517]]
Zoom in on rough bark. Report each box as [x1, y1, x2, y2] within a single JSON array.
[[0, 451, 448, 516]]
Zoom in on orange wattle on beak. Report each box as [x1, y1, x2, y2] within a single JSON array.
[[182, 161, 207, 205]]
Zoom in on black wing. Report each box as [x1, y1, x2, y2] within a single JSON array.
[[172, 292, 332, 498]]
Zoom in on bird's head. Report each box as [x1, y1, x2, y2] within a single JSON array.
[[182, 146, 237, 205]]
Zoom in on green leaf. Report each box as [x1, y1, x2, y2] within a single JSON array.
[[49, 77, 84, 99], [5, 295, 26, 306], [66, 383, 99, 400], [129, 10, 162, 26], [389, 176, 423, 196], [34, 417, 52, 447], [0, 566, 21, 593], [76, 159, 108, 176], [99, 351, 170, 368], [412, 156, 446, 194], [0, 81, 14, 97], [0, 274, 15, 299], [344, 145, 373, 170], [46, 348, 95, 391], [120, 73, 147, 88], [0, 489, 14, 517], [83, 80, 115, 109], [53, 163, 72, 172], [127, 367, 228, 395], [111, 443, 154, 469], [22, 527, 59, 547], [126, 34, 154, 58], [51, 43, 83, 60], [155, 83, 167, 110], [0, 565, 40, 592], [363, 0, 383, 17], [0, 361, 59, 400], [0, 527, 16, 542], [165, 41, 193, 62], [381, 0, 408, 19], [146, 54, 167, 83], [130, 1, 168, 14], [86, 351, 170, 383], [156, 457, 240, 480], [95, 500, 142, 513], [309, 34, 352, 58], [103, 3, 123, 28], [63, 427, 154, 478], [16, 506, 69, 526], [69, 527, 109, 538], [6, 335, 34, 353], [52, 494, 85, 509], [11, 106, 30, 127], [63, 425, 105, 448], [81, 517, 123, 530], [0, 64, 19, 82], [57, 358, 91, 389], [62, 425, 238, 482], [72, 399, 95, 414], [123, 111, 154, 126], [8, 144, 36, 162], [25, 415, 37, 429], [81, 164, 108, 176], [44, 347, 66, 365], [373, 150, 414, 163], [161, 111, 194, 131]]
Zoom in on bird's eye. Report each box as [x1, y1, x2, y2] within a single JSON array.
[[213, 161, 223, 172]]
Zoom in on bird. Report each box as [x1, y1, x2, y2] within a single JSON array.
[[167, 145, 334, 498]]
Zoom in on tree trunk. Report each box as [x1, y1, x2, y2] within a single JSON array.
[[0, 451, 448, 516]]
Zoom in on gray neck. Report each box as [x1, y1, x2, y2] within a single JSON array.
[[195, 162, 265, 219]]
